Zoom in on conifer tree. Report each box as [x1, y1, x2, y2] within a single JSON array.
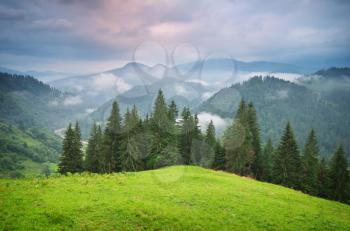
[[261, 138, 274, 182], [120, 106, 143, 171], [102, 101, 122, 173], [329, 145, 349, 202], [301, 129, 319, 195], [85, 122, 102, 173], [179, 107, 194, 164], [213, 138, 225, 170], [58, 123, 75, 174], [248, 102, 262, 179], [272, 122, 301, 189], [318, 158, 330, 199], [72, 121, 84, 172], [149, 90, 179, 168], [224, 99, 254, 176]]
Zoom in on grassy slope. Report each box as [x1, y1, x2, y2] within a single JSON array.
[[0, 122, 59, 178], [0, 166, 349, 230]]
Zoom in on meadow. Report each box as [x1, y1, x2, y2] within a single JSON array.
[[1, 166, 350, 230]]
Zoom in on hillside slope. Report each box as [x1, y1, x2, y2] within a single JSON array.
[[199, 76, 350, 157], [1, 166, 349, 230]]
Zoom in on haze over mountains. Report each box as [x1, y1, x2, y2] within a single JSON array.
[[1, 58, 349, 176]]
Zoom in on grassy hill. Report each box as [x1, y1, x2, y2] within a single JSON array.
[[1, 166, 349, 230], [0, 122, 59, 178]]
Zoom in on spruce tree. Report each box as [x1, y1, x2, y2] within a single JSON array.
[[58, 123, 75, 174], [261, 138, 274, 182], [318, 158, 330, 199], [120, 106, 143, 171], [85, 122, 102, 173], [72, 121, 84, 172], [329, 145, 349, 202], [248, 102, 262, 179], [213, 138, 225, 170], [223, 99, 254, 176], [272, 122, 301, 189], [179, 107, 194, 164], [149, 90, 180, 168], [301, 129, 319, 195], [102, 101, 122, 173]]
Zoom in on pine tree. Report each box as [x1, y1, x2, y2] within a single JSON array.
[[72, 121, 84, 172], [223, 99, 254, 176], [58, 123, 75, 174], [102, 101, 122, 173], [85, 122, 102, 173], [248, 102, 262, 179], [301, 129, 319, 195], [120, 106, 143, 171], [179, 107, 194, 165], [213, 139, 225, 170], [272, 122, 301, 189], [261, 138, 274, 182], [149, 90, 180, 168], [329, 145, 349, 202], [318, 158, 330, 199]]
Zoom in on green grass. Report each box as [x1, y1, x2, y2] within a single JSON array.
[[1, 166, 349, 230]]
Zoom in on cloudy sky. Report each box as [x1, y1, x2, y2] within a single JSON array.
[[0, 0, 349, 74]]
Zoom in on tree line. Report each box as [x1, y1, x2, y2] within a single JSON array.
[[58, 89, 350, 204]]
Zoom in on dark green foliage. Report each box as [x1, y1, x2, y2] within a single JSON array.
[[179, 107, 194, 164], [85, 122, 102, 173], [58, 122, 84, 174], [58, 124, 75, 174], [248, 102, 262, 179], [101, 101, 122, 173], [199, 75, 350, 162], [149, 90, 172, 164], [272, 122, 301, 189], [329, 145, 349, 203], [120, 106, 144, 171], [317, 158, 330, 199], [72, 122, 84, 172], [260, 138, 274, 182], [213, 139, 225, 170], [301, 129, 319, 195], [223, 100, 255, 176]]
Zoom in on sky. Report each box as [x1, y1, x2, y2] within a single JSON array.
[[0, 0, 349, 74]]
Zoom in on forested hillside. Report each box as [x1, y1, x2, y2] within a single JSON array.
[[199, 74, 350, 158]]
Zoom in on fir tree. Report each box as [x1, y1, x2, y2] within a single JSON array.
[[261, 138, 274, 182], [179, 107, 194, 164], [329, 145, 349, 202], [149, 90, 179, 168], [102, 101, 122, 173], [213, 139, 225, 170], [272, 122, 301, 189], [301, 129, 319, 195], [58, 123, 75, 174], [223, 99, 254, 176], [248, 102, 262, 179], [318, 158, 330, 199], [120, 106, 143, 171], [85, 122, 102, 173], [72, 121, 84, 172]]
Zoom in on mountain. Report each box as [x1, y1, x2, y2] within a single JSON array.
[[49, 62, 165, 108], [0, 72, 89, 130], [199, 73, 350, 158], [50, 59, 312, 111], [0, 66, 72, 82], [0, 122, 60, 178], [1, 166, 350, 230], [0, 72, 89, 177]]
